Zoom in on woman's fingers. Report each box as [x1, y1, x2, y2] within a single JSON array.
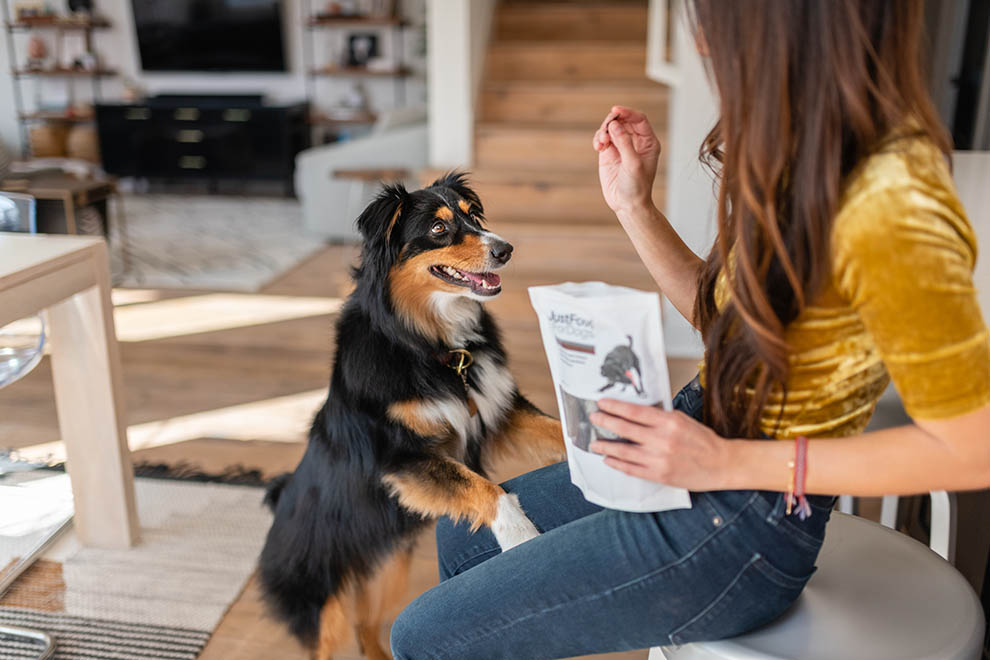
[[607, 122, 640, 168], [597, 399, 665, 426], [590, 439, 649, 465], [602, 457, 654, 480]]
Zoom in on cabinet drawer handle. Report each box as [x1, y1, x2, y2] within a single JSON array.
[[174, 108, 200, 121], [177, 129, 204, 143], [124, 107, 150, 120], [178, 156, 207, 169], [222, 108, 251, 122]]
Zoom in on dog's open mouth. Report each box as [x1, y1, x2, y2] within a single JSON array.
[[430, 265, 502, 296]]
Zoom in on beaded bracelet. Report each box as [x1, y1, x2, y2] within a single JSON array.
[[786, 435, 812, 520]]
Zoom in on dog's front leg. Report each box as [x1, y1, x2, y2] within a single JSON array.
[[382, 456, 539, 551], [486, 398, 567, 470]]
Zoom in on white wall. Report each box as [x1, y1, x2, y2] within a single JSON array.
[[652, 1, 718, 358], [425, 0, 494, 169], [0, 0, 426, 155], [953, 151, 990, 324]]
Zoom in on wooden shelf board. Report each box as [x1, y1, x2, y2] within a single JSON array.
[[6, 17, 111, 30], [309, 112, 378, 126], [13, 68, 117, 78], [310, 66, 410, 78], [307, 15, 406, 28], [19, 111, 94, 123]]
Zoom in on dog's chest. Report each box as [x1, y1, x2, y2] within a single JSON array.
[[442, 352, 515, 457]]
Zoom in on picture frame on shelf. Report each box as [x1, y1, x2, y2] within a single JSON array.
[[346, 33, 379, 68]]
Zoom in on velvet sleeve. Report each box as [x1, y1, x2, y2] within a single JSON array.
[[832, 167, 990, 420]]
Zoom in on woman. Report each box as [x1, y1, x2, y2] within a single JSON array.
[[391, 1, 990, 656]]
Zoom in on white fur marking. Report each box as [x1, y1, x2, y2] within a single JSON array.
[[414, 397, 473, 452], [470, 353, 516, 431], [479, 230, 507, 248], [491, 493, 539, 551], [429, 291, 483, 345]]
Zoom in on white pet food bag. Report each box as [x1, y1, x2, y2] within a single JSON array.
[[529, 282, 691, 512]]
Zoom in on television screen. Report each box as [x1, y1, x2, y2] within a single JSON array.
[[131, 0, 286, 72]]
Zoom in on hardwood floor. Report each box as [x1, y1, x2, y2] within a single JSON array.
[[0, 224, 698, 659]]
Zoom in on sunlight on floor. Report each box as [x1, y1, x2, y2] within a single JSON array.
[[110, 289, 165, 306], [13, 388, 328, 465], [2, 291, 344, 344], [112, 293, 344, 342]]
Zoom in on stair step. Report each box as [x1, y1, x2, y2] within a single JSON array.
[[495, 3, 648, 42], [486, 42, 647, 81], [474, 123, 667, 172], [480, 81, 668, 125], [475, 124, 597, 171], [474, 178, 666, 225], [418, 169, 665, 226]]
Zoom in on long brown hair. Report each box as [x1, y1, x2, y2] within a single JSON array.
[[689, 0, 950, 438]]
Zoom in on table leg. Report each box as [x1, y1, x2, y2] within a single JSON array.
[[63, 193, 77, 235], [47, 244, 138, 549]]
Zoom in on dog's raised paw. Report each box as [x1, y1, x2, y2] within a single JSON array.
[[491, 493, 540, 551]]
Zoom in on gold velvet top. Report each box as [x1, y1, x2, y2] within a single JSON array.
[[701, 134, 990, 439]]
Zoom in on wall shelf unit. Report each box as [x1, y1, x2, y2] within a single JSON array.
[[301, 0, 413, 136], [1, 5, 117, 157]]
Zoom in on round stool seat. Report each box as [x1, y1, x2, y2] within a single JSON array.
[[656, 512, 984, 660]]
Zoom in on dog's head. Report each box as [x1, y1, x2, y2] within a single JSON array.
[[354, 173, 512, 341]]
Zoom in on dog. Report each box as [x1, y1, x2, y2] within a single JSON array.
[[598, 335, 643, 395], [258, 173, 566, 660]]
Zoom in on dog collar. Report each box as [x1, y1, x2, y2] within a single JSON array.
[[443, 349, 478, 417], [446, 348, 473, 376]]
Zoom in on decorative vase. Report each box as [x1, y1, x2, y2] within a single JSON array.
[[29, 123, 69, 158], [66, 125, 100, 163], [0, 141, 11, 180]]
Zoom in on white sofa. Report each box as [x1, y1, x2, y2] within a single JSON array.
[[295, 107, 428, 241]]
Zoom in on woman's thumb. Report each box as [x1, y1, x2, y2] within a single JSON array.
[[608, 121, 637, 164]]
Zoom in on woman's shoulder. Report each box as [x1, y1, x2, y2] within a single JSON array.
[[831, 134, 977, 273]]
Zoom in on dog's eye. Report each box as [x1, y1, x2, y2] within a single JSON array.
[[431, 222, 447, 235]]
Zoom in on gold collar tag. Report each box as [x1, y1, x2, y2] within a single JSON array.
[[447, 348, 474, 376]]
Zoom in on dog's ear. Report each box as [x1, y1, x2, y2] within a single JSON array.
[[356, 183, 409, 248], [430, 171, 484, 217]]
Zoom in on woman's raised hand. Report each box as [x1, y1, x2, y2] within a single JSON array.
[[593, 106, 662, 216]]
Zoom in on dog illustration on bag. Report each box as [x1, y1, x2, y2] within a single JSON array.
[[599, 336, 644, 396]]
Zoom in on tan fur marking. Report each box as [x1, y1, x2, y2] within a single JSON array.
[[382, 461, 502, 531], [458, 199, 471, 214], [486, 408, 567, 472], [435, 205, 454, 221], [315, 593, 350, 660], [385, 204, 402, 244], [388, 234, 489, 341], [388, 400, 452, 438], [352, 547, 414, 660]]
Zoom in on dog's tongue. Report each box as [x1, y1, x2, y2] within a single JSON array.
[[463, 271, 501, 288]]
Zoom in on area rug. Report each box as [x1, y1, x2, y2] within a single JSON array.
[[0, 473, 272, 659], [105, 194, 326, 292]]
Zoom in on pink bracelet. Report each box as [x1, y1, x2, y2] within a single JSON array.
[[786, 435, 812, 520]]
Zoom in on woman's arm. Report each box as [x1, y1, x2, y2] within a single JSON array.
[[595, 106, 704, 327], [588, 400, 990, 496]]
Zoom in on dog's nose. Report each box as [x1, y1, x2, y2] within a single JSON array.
[[490, 240, 513, 265]]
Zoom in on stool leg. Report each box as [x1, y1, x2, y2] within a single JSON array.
[[929, 490, 957, 562], [880, 495, 899, 529]]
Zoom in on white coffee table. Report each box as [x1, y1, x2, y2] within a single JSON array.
[[0, 233, 138, 548]]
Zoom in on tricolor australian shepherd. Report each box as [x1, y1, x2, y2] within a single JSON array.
[[258, 174, 565, 659]]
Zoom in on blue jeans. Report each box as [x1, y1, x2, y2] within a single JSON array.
[[391, 378, 835, 659]]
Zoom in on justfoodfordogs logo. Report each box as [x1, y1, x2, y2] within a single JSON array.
[[549, 310, 595, 354], [548, 311, 594, 339]]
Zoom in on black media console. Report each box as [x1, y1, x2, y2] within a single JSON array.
[[95, 95, 310, 194]]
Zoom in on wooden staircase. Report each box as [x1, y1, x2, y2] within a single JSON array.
[[471, 0, 668, 227]]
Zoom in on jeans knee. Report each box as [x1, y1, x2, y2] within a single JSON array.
[[435, 516, 465, 580], [389, 602, 427, 659]]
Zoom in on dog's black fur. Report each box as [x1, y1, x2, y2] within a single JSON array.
[[257, 174, 563, 655]]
